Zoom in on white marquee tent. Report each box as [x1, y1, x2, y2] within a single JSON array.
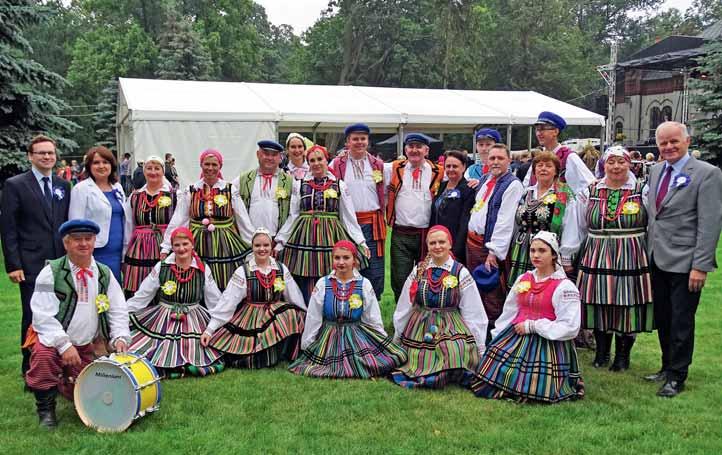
[[117, 78, 604, 185]]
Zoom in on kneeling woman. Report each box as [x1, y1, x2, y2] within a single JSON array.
[[289, 241, 406, 378], [471, 231, 584, 403], [392, 226, 488, 389], [127, 227, 224, 378], [201, 228, 306, 368]]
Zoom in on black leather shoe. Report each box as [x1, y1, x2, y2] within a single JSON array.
[[657, 380, 684, 398], [592, 331, 612, 368], [644, 371, 667, 382]]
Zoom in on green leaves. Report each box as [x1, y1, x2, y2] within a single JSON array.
[[690, 39, 722, 161]]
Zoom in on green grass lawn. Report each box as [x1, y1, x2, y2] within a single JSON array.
[[1, 245, 721, 454]]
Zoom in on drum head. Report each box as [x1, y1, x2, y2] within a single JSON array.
[[75, 360, 138, 432]]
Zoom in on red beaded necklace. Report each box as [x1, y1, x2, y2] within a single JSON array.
[[331, 278, 356, 301], [170, 264, 196, 283], [599, 187, 631, 222], [254, 269, 277, 289], [307, 177, 334, 192], [425, 267, 450, 294], [139, 191, 162, 212]]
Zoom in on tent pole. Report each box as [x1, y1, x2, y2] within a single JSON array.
[[274, 122, 279, 141], [527, 126, 532, 151], [600, 125, 605, 151], [312, 122, 320, 143], [506, 125, 512, 149], [397, 125, 404, 158]]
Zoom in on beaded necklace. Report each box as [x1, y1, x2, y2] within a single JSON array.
[[170, 263, 196, 283], [331, 277, 356, 301], [307, 177, 334, 192], [139, 190, 162, 212], [425, 267, 450, 294], [599, 187, 631, 222], [254, 268, 277, 289]]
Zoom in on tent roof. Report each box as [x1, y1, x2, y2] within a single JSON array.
[[118, 78, 604, 129]]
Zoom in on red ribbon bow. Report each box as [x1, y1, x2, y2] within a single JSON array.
[[411, 167, 422, 183], [75, 268, 93, 287], [261, 173, 274, 192]]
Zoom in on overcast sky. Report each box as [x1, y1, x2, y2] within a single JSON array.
[[257, 0, 696, 35]]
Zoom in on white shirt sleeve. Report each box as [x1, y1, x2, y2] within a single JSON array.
[[300, 278, 325, 350], [207, 265, 246, 335], [486, 179, 524, 259], [31, 265, 71, 353], [522, 166, 531, 188], [231, 184, 254, 244], [126, 263, 162, 313], [565, 154, 596, 197], [161, 188, 190, 253], [392, 267, 417, 341], [122, 195, 134, 257], [559, 195, 581, 265], [359, 278, 386, 335], [203, 265, 223, 311], [274, 179, 301, 246], [106, 273, 131, 344], [458, 266, 489, 355], [528, 280, 581, 341], [338, 180, 367, 246], [574, 187, 590, 248], [282, 264, 307, 311]]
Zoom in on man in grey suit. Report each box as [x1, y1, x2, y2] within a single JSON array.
[[645, 121, 722, 397]]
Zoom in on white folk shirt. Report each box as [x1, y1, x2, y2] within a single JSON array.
[[31, 258, 130, 354], [161, 179, 254, 253], [522, 144, 595, 196], [126, 254, 222, 313], [494, 268, 581, 341], [383, 161, 433, 228], [301, 270, 385, 350], [467, 175, 524, 259], [207, 256, 306, 335], [393, 257, 489, 355], [232, 169, 284, 236], [343, 155, 380, 212]]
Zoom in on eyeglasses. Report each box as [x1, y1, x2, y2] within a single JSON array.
[[31, 151, 57, 156], [534, 126, 556, 132]]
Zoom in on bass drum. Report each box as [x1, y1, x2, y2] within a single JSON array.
[[74, 352, 162, 432]]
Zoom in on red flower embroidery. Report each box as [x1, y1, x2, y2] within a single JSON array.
[[554, 207, 561, 216]]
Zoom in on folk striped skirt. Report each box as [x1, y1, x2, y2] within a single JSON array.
[[190, 218, 249, 291], [289, 321, 407, 379], [391, 306, 480, 389], [471, 325, 585, 403], [577, 230, 653, 333], [129, 302, 223, 369], [278, 212, 368, 278], [122, 224, 167, 294], [209, 301, 305, 368]]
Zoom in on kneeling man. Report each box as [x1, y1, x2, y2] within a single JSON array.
[[24, 219, 130, 429]]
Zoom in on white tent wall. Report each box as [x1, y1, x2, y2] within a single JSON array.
[[128, 120, 275, 187], [117, 78, 605, 179]]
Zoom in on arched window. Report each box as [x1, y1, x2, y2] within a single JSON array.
[[662, 106, 672, 122], [615, 121, 624, 140], [650, 106, 662, 135]]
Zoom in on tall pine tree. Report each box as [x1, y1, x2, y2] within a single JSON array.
[[155, 11, 212, 81], [93, 78, 118, 151], [0, 0, 77, 175], [690, 39, 722, 162]]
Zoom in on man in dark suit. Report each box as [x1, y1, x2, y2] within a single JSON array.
[[1, 135, 71, 375], [645, 122, 722, 397]]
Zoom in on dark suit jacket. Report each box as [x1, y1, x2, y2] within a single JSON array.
[[430, 178, 476, 263], [1, 171, 71, 281]]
